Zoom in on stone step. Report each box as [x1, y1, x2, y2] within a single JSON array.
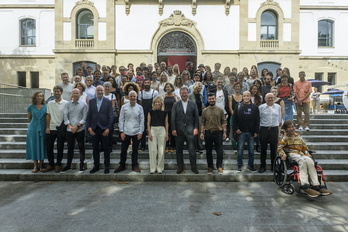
[[295, 119, 348, 124], [0, 113, 27, 118], [0, 129, 28, 135], [1, 149, 348, 160], [0, 118, 29, 123], [1, 134, 346, 142], [3, 141, 348, 150], [1, 169, 347, 182], [297, 129, 348, 135], [1, 158, 347, 171]]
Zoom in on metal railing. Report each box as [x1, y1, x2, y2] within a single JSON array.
[[0, 82, 51, 113]]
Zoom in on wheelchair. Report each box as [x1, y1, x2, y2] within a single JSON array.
[[273, 150, 328, 196]]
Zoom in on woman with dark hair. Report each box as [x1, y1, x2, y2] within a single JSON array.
[[250, 85, 262, 106], [277, 67, 294, 85], [252, 79, 263, 95], [121, 82, 140, 106], [203, 71, 216, 94], [163, 83, 178, 153], [26, 92, 47, 173], [74, 82, 89, 104], [173, 75, 183, 97], [150, 72, 160, 90], [260, 68, 268, 83], [278, 74, 294, 121], [108, 76, 122, 111], [223, 66, 231, 85]]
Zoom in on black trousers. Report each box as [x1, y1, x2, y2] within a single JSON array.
[[205, 130, 224, 168], [175, 132, 197, 170], [259, 126, 278, 168], [120, 134, 140, 168], [66, 130, 85, 166], [91, 127, 110, 167], [46, 129, 65, 167]]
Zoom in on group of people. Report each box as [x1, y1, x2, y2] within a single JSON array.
[[25, 61, 318, 178]]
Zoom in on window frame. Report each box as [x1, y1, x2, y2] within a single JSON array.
[[318, 19, 334, 47], [76, 9, 94, 40], [20, 18, 36, 46], [260, 10, 278, 40]]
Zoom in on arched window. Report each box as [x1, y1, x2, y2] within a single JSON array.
[[76, 10, 94, 39], [20, 18, 36, 46], [260, 11, 278, 40], [318, 20, 333, 47]]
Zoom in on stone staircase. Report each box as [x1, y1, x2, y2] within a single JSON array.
[[0, 113, 347, 182]]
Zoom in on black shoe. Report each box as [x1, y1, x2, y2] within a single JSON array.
[[247, 165, 257, 172], [79, 163, 85, 172], [191, 168, 199, 174], [258, 168, 266, 173], [114, 166, 125, 173], [176, 168, 185, 174], [255, 145, 260, 152], [237, 165, 242, 172], [90, 166, 99, 174], [104, 166, 110, 174], [60, 166, 71, 173]]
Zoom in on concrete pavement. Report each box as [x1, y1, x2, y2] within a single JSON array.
[[0, 181, 347, 232]]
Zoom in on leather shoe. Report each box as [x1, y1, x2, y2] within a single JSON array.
[[132, 166, 141, 173], [114, 166, 125, 173], [176, 168, 185, 174], [104, 166, 110, 174], [90, 166, 99, 174], [41, 165, 54, 173], [191, 168, 199, 174], [258, 168, 266, 173]]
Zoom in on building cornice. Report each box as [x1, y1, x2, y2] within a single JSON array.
[[0, 4, 54, 9], [300, 56, 348, 60], [53, 49, 117, 54], [300, 6, 348, 10], [0, 55, 55, 59]]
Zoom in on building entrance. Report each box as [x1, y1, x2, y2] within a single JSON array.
[[157, 31, 197, 72]]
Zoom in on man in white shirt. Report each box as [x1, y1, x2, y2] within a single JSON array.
[[115, 90, 144, 173], [57, 72, 74, 101], [43, 85, 68, 173], [258, 93, 282, 173]]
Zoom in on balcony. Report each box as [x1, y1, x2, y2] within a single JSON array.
[[260, 40, 279, 48], [75, 39, 94, 48]]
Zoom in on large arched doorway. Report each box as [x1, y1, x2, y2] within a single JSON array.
[[157, 31, 197, 72]]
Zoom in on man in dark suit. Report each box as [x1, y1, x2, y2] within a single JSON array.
[[86, 85, 114, 174], [171, 86, 200, 174]]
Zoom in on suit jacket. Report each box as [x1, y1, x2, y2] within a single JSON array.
[[86, 97, 114, 130], [171, 99, 199, 135]]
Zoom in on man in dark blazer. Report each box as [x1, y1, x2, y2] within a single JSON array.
[[171, 86, 200, 174], [86, 85, 114, 174]]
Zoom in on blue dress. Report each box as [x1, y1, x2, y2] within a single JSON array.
[[26, 104, 47, 160]]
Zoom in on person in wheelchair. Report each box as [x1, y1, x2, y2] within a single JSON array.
[[277, 120, 332, 197]]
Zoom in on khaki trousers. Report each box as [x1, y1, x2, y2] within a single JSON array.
[[289, 153, 320, 186], [296, 102, 310, 127], [148, 126, 166, 172]]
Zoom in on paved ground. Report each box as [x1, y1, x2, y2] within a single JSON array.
[[0, 181, 347, 232]]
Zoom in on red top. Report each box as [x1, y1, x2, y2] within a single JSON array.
[[278, 85, 291, 98]]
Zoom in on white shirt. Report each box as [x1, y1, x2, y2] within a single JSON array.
[[182, 99, 188, 114], [259, 103, 281, 127], [215, 89, 226, 114], [47, 98, 68, 130], [119, 103, 144, 136]]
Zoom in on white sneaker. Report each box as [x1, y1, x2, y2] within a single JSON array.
[[298, 126, 303, 130], [305, 127, 310, 131]]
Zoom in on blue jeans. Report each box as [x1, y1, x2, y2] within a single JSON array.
[[237, 132, 254, 166], [282, 98, 294, 121]]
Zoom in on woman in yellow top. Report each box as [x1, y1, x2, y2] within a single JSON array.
[[277, 120, 332, 197]]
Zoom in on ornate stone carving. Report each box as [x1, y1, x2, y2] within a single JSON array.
[[192, 0, 197, 16], [225, 0, 231, 16], [261, 0, 279, 7], [158, 0, 163, 16], [76, 0, 94, 7], [159, 11, 196, 28], [157, 31, 196, 56], [125, 0, 130, 15]]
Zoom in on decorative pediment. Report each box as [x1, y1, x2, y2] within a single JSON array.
[[159, 11, 196, 28], [76, 0, 95, 7], [261, 0, 280, 8]]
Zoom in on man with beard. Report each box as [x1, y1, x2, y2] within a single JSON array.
[[200, 93, 227, 174], [138, 78, 159, 151], [167, 65, 176, 84], [42, 85, 68, 173]]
